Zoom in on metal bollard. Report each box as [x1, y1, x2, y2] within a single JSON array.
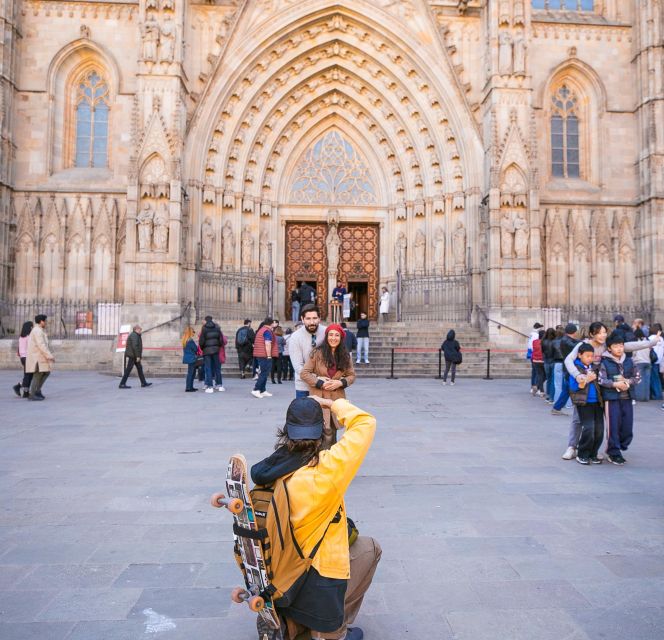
[[387, 348, 398, 379], [484, 348, 493, 380]]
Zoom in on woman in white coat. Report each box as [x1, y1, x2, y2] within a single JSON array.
[[379, 287, 390, 323]]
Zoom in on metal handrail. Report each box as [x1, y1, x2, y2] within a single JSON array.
[[143, 302, 192, 335], [475, 305, 529, 339]]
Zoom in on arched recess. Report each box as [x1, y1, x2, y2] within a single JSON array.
[[540, 59, 607, 186], [92, 236, 113, 300], [46, 39, 121, 174], [15, 235, 35, 300], [66, 235, 87, 300], [39, 234, 61, 300]]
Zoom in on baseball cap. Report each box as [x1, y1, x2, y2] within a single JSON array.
[[613, 314, 625, 323], [284, 398, 324, 441], [564, 323, 578, 334]]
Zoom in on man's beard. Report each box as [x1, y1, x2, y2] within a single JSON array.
[[305, 324, 318, 334]]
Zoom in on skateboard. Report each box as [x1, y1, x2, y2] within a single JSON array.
[[211, 454, 283, 638]]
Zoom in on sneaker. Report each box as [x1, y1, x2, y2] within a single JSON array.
[[215, 386, 226, 392], [261, 391, 273, 398], [251, 390, 263, 399], [185, 388, 198, 393], [590, 456, 602, 464], [356, 360, 360, 364], [562, 446, 577, 460], [536, 391, 545, 397], [530, 386, 537, 395], [119, 384, 131, 389], [364, 361, 370, 364], [632, 399, 636, 406], [205, 388, 214, 394], [607, 454, 625, 465], [141, 382, 153, 388], [12, 384, 21, 397], [576, 456, 590, 465], [442, 381, 448, 385], [450, 382, 455, 385], [28, 395, 44, 401], [550, 409, 568, 416]]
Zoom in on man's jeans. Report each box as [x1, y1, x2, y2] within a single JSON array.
[[295, 389, 310, 399], [254, 357, 272, 393], [553, 370, 571, 411], [204, 354, 222, 388], [291, 301, 300, 324], [544, 362, 555, 399], [357, 337, 369, 363]]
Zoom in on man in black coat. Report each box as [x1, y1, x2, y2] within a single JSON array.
[[235, 318, 255, 379], [119, 325, 152, 389], [199, 315, 224, 392]]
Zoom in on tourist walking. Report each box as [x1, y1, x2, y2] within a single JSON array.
[[441, 329, 462, 385], [300, 323, 356, 448], [26, 315, 54, 400], [379, 287, 390, 323], [289, 304, 326, 399], [119, 324, 151, 390], [356, 312, 370, 364], [13, 321, 33, 399], [181, 326, 199, 392], [235, 319, 255, 379], [252, 317, 278, 399]]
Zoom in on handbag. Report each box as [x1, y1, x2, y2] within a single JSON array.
[[526, 348, 533, 360]]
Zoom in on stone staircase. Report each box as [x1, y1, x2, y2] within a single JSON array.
[[139, 322, 531, 380]]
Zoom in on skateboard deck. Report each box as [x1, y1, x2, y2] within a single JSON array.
[[211, 453, 281, 635]]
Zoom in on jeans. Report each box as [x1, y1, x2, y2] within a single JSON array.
[[204, 354, 222, 388], [185, 363, 196, 390], [120, 357, 147, 386], [296, 389, 310, 399], [254, 357, 272, 393], [291, 301, 300, 324], [553, 371, 572, 411], [544, 362, 555, 399], [650, 364, 663, 400], [357, 337, 369, 363], [634, 363, 651, 402], [443, 361, 456, 382]]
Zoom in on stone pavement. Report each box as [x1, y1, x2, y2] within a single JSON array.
[[1, 371, 664, 640]]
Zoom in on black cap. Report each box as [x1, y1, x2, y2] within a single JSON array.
[[285, 398, 324, 441], [564, 323, 578, 334], [204, 315, 213, 322], [613, 314, 625, 323]]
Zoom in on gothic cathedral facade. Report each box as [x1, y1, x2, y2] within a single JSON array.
[[0, 0, 662, 331]]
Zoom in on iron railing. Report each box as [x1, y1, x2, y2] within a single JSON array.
[[196, 269, 273, 323], [0, 299, 122, 339], [397, 272, 471, 323]]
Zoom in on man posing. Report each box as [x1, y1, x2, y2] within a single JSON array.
[[235, 318, 255, 379], [26, 314, 54, 401], [119, 325, 152, 389], [289, 305, 326, 398]]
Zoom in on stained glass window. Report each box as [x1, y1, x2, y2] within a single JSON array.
[[551, 85, 580, 179], [532, 1, 593, 9], [290, 131, 377, 205], [74, 71, 109, 168]]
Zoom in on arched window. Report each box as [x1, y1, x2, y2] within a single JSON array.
[[74, 71, 109, 168], [532, 1, 593, 9], [551, 85, 580, 178]]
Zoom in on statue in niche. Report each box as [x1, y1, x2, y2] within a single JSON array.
[[152, 204, 169, 252], [201, 217, 214, 263], [434, 226, 446, 271], [241, 225, 254, 268], [394, 232, 407, 272], [500, 210, 515, 258], [136, 204, 154, 252], [222, 221, 235, 268], [159, 20, 176, 63], [513, 35, 526, 76], [514, 212, 529, 258], [453, 221, 467, 269], [414, 230, 426, 271], [498, 32, 513, 76], [326, 223, 341, 274], [141, 17, 160, 63], [259, 229, 271, 271]]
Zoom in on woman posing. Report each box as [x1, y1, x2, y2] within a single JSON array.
[[300, 323, 356, 448]]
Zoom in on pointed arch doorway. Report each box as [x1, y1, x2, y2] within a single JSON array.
[[282, 129, 381, 321]]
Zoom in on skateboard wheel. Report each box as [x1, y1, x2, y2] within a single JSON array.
[[210, 492, 226, 509], [227, 498, 244, 514], [231, 586, 248, 604], [248, 595, 265, 612]]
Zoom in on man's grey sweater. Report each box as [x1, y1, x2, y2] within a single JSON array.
[[289, 324, 327, 392]]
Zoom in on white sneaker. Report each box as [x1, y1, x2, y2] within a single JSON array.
[[261, 391, 273, 397], [205, 388, 214, 394], [450, 382, 455, 385], [251, 390, 263, 399], [215, 386, 226, 392], [562, 446, 577, 460], [364, 361, 370, 364]]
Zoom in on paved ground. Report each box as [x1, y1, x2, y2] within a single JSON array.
[[1, 371, 664, 640]]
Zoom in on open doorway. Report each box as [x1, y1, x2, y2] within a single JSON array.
[[347, 281, 368, 321]]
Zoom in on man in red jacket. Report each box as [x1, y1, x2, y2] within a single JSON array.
[[252, 317, 279, 399]]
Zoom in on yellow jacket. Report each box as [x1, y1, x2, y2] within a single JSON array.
[[285, 399, 376, 579]]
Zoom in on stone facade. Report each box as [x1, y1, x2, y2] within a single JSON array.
[[1, 0, 662, 333]]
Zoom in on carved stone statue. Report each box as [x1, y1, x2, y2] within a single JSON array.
[[136, 204, 154, 252], [222, 220, 235, 268], [514, 212, 529, 258], [241, 225, 254, 268], [414, 229, 426, 271], [394, 231, 407, 271], [141, 17, 160, 63], [259, 229, 270, 271], [500, 210, 515, 258], [159, 21, 176, 63], [513, 35, 526, 76], [326, 223, 341, 274], [498, 32, 513, 76], [453, 221, 466, 269], [152, 204, 169, 252], [201, 217, 214, 263], [434, 226, 445, 270]]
